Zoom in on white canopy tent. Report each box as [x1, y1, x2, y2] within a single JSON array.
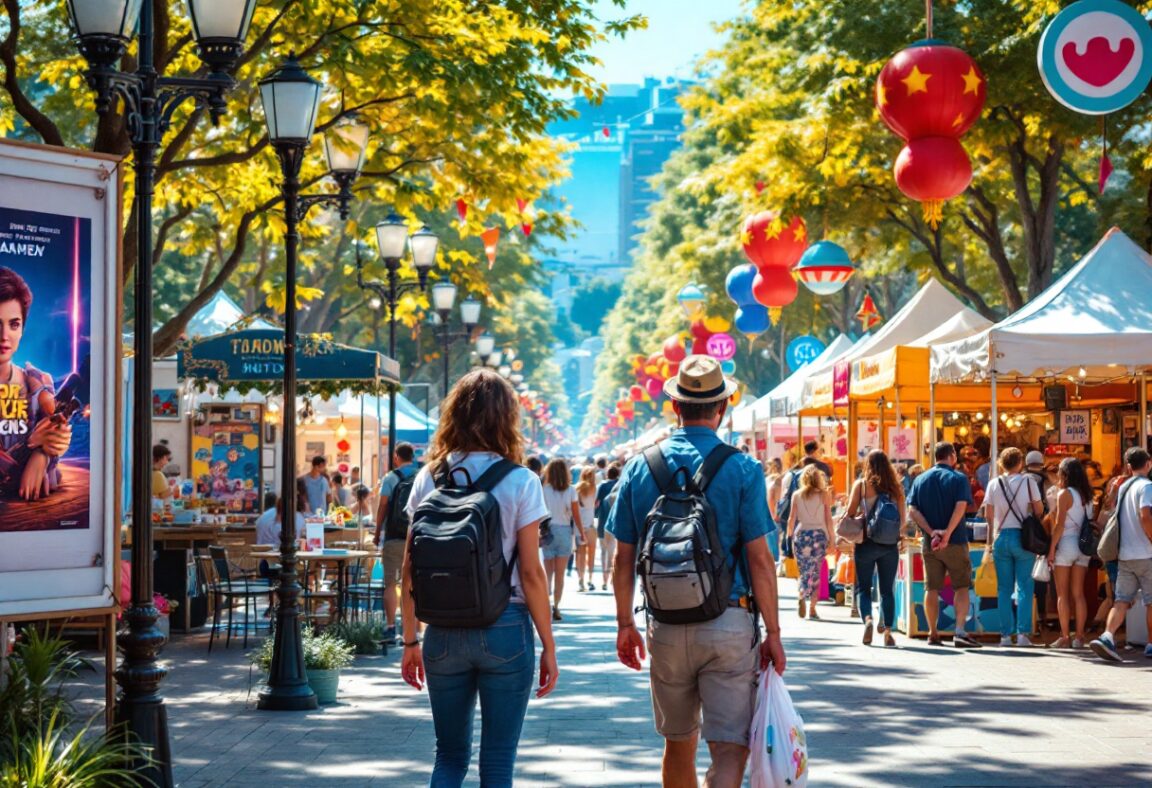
[[752, 334, 855, 424], [933, 228, 1152, 383]]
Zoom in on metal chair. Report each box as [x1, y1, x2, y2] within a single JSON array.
[[205, 546, 274, 650], [345, 555, 384, 622]]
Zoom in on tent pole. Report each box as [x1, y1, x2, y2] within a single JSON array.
[[928, 379, 936, 465], [1141, 373, 1148, 450], [376, 392, 382, 488], [915, 406, 923, 468], [847, 401, 856, 490], [359, 395, 365, 537], [990, 376, 999, 480]]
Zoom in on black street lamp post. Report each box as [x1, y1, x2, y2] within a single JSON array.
[[256, 55, 368, 711], [355, 216, 438, 471], [66, 0, 255, 782], [430, 282, 481, 397]]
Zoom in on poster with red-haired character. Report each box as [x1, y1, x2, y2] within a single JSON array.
[[0, 140, 121, 619]]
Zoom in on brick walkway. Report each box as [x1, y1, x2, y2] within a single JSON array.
[[79, 578, 1152, 786]]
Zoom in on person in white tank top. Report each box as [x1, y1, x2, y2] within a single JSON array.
[[1048, 458, 1097, 649]]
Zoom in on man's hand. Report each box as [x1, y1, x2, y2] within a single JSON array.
[[28, 419, 72, 458], [760, 631, 786, 675], [19, 452, 50, 501], [616, 624, 646, 671], [372, 532, 382, 547]]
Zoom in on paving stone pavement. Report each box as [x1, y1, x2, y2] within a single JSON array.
[[78, 577, 1152, 786]]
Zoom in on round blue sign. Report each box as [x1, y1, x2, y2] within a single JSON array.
[[786, 336, 826, 372], [1038, 0, 1152, 115]]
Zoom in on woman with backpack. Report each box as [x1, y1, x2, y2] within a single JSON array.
[[399, 368, 558, 787], [1047, 457, 1096, 648], [981, 447, 1044, 647], [843, 450, 906, 647], [787, 464, 834, 620], [541, 458, 583, 621], [575, 466, 599, 592]]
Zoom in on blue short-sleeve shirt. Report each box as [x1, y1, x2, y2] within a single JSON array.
[[909, 463, 974, 545], [606, 426, 774, 598]]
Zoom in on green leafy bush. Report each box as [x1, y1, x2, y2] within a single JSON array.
[[251, 626, 355, 672], [328, 619, 383, 656]]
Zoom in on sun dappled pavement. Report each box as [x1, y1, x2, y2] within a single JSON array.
[[73, 579, 1152, 786]]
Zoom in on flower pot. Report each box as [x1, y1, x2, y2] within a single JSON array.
[[306, 668, 340, 704]]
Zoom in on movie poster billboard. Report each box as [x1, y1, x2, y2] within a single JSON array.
[[0, 140, 121, 618]]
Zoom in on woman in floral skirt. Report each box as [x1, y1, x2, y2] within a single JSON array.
[[787, 464, 834, 619]]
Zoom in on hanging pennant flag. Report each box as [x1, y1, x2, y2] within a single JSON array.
[[456, 199, 468, 221], [516, 197, 528, 213], [521, 222, 533, 237], [755, 180, 766, 194], [481, 226, 500, 268], [1099, 118, 1113, 195], [856, 293, 883, 332]]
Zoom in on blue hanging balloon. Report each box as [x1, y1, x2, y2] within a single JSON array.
[[734, 304, 771, 337], [720, 359, 737, 375], [724, 264, 758, 307]]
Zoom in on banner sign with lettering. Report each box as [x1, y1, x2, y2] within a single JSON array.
[[179, 328, 393, 384], [833, 360, 851, 407], [0, 140, 122, 618], [1059, 409, 1091, 444]]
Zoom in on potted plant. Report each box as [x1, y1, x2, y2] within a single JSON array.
[[252, 626, 354, 705]]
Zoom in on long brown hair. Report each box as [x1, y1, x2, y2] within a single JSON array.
[[426, 368, 524, 466], [864, 450, 904, 503], [543, 459, 570, 492]]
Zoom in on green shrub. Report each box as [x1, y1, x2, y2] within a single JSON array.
[[251, 626, 355, 672], [327, 619, 383, 656]]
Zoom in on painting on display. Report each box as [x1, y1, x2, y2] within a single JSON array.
[[152, 388, 179, 419], [0, 140, 122, 618], [191, 419, 261, 513]]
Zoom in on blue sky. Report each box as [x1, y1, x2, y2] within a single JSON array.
[[587, 0, 745, 84]]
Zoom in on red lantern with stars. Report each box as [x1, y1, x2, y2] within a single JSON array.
[[740, 211, 808, 270], [876, 40, 986, 228], [751, 267, 799, 326]]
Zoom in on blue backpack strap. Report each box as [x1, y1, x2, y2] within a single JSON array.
[[694, 444, 740, 493]]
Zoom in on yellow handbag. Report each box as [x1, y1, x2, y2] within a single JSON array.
[[975, 561, 997, 598], [784, 557, 799, 579]]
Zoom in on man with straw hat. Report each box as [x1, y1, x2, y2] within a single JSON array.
[[607, 355, 786, 787]]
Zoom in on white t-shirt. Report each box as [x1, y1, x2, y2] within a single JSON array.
[[406, 452, 548, 601], [577, 491, 596, 530], [983, 473, 1040, 531], [255, 509, 305, 546], [1117, 477, 1152, 562], [542, 484, 578, 530]]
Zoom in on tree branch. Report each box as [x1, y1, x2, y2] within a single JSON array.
[[151, 203, 195, 269], [0, 0, 64, 146]]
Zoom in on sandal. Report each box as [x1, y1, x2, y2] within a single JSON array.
[[808, 608, 820, 620], [862, 619, 874, 646], [798, 598, 806, 618], [884, 631, 897, 648], [927, 635, 943, 646], [1051, 637, 1072, 649]]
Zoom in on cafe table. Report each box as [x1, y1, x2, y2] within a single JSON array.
[[251, 549, 370, 623]]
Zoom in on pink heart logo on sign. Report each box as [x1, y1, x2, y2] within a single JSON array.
[[1062, 36, 1135, 86], [705, 332, 736, 362]]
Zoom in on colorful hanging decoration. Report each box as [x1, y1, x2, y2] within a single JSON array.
[[794, 241, 856, 296], [856, 293, 883, 332], [1037, 0, 1152, 194], [740, 210, 805, 326], [662, 334, 687, 362], [876, 22, 986, 228], [734, 304, 771, 338], [516, 198, 534, 236], [481, 226, 500, 269], [455, 199, 468, 222], [676, 283, 707, 319]]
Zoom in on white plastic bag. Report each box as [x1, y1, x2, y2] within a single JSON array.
[[748, 669, 808, 788], [1031, 554, 1051, 583]]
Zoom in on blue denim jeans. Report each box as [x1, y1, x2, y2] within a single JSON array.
[[993, 528, 1035, 636], [855, 540, 899, 629], [423, 603, 535, 787]]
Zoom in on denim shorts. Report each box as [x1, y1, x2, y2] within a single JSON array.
[[542, 524, 574, 560], [1115, 558, 1152, 606]]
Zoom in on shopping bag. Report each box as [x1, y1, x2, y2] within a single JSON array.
[[974, 561, 997, 598], [749, 669, 808, 788], [1030, 554, 1051, 583], [783, 557, 799, 579], [834, 554, 855, 586]]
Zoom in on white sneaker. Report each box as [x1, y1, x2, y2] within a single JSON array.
[[1016, 635, 1034, 647], [1072, 638, 1084, 649], [999, 637, 1013, 647]]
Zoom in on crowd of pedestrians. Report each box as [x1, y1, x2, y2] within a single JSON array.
[[354, 355, 1152, 787]]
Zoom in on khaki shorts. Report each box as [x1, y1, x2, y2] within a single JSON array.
[[922, 542, 972, 591], [381, 539, 405, 586], [1115, 558, 1152, 606], [646, 607, 758, 746]]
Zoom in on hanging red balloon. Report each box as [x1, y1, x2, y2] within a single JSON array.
[[741, 211, 807, 270], [751, 266, 799, 325], [645, 377, 663, 399], [629, 384, 644, 402], [663, 335, 687, 362], [689, 321, 711, 340], [876, 40, 986, 228]]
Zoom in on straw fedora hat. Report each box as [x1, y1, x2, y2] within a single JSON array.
[[663, 355, 738, 404]]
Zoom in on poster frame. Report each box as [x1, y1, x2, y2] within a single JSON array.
[[0, 138, 124, 620]]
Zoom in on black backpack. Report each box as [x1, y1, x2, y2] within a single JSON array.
[[383, 469, 417, 541], [637, 443, 741, 625], [409, 459, 519, 628], [776, 469, 800, 526]]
